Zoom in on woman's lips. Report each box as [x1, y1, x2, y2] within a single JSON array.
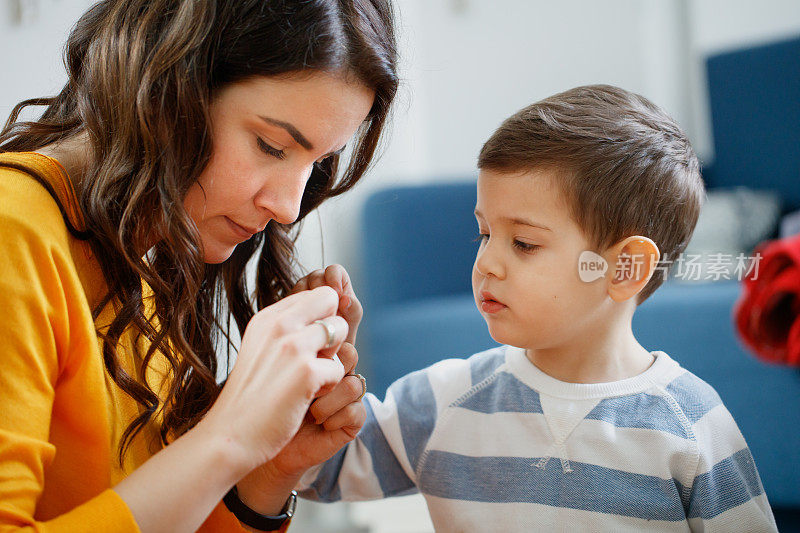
[[225, 216, 256, 239], [480, 291, 507, 314]]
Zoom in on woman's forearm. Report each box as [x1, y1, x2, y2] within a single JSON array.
[[113, 422, 251, 533]]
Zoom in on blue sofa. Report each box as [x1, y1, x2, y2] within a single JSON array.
[[359, 36, 800, 528]]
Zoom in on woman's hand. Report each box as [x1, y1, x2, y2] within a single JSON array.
[[291, 264, 363, 345], [233, 341, 368, 515], [197, 286, 350, 474]]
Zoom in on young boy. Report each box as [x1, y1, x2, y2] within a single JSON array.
[[298, 85, 778, 531]]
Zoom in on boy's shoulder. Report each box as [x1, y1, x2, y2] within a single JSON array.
[[463, 344, 510, 384], [655, 359, 725, 427], [412, 344, 508, 386], [426, 345, 540, 415], [386, 345, 511, 411]]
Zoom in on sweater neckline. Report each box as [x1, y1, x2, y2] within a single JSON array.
[[504, 345, 680, 400]]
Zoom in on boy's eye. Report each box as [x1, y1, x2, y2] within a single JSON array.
[[257, 137, 286, 160], [474, 232, 489, 243], [514, 240, 540, 253]]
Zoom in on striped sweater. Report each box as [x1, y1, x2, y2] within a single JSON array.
[[298, 345, 777, 532]]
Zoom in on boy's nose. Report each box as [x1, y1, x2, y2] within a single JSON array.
[[475, 242, 506, 280]]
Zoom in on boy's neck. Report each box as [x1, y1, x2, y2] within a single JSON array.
[[523, 309, 654, 384]]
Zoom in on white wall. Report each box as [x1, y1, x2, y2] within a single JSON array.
[[297, 0, 692, 287], [295, 0, 800, 308], [2, 0, 800, 320], [0, 0, 96, 123]]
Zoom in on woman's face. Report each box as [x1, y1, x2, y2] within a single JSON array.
[[184, 71, 375, 263]]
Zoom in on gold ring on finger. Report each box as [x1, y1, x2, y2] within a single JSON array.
[[348, 372, 367, 401]]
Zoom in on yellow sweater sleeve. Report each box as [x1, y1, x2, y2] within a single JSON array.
[[0, 170, 139, 532]]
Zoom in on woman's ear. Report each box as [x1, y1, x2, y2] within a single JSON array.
[[605, 236, 660, 302]]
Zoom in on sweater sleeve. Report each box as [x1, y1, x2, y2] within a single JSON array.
[[297, 358, 470, 502], [0, 209, 140, 532], [685, 403, 778, 532]]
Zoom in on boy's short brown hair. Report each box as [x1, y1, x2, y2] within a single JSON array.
[[477, 84, 705, 303]]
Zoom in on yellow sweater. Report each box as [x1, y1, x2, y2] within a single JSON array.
[[0, 152, 250, 532]]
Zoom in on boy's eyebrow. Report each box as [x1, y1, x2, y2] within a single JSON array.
[[474, 209, 552, 232], [258, 115, 313, 150]]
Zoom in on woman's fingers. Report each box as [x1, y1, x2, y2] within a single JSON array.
[[322, 265, 349, 309], [309, 372, 365, 424], [307, 316, 349, 359], [289, 276, 310, 295], [237, 288, 341, 372], [321, 401, 366, 434], [307, 354, 347, 394], [287, 266, 361, 344], [337, 342, 359, 375], [256, 285, 339, 329], [322, 264, 362, 344], [313, 342, 357, 398], [292, 265, 355, 313]]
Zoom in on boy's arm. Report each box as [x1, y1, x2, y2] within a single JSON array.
[[297, 358, 468, 502], [686, 404, 778, 532]]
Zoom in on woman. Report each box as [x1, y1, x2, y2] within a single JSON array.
[[0, 0, 397, 531]]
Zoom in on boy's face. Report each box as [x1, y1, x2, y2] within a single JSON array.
[[472, 168, 612, 350]]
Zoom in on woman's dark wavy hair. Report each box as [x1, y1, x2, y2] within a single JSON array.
[[0, 0, 398, 464]]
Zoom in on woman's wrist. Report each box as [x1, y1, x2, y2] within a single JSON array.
[[189, 419, 256, 484], [235, 461, 303, 516]]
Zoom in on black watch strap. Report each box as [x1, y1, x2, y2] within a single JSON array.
[[223, 486, 297, 531]]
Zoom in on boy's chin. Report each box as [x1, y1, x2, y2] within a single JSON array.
[[485, 322, 523, 347], [485, 322, 547, 351]]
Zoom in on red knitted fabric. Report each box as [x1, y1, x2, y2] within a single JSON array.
[[735, 233, 800, 366]]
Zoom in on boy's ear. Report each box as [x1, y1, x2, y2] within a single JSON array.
[[604, 236, 661, 302]]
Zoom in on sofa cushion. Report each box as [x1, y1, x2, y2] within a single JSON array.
[[705, 36, 800, 209]]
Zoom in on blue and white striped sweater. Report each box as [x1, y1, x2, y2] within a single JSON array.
[[299, 346, 777, 532]]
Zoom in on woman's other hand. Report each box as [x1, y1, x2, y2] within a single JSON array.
[[270, 341, 365, 476], [291, 264, 363, 345]]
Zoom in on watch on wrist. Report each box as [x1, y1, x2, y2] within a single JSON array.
[[223, 485, 297, 531]]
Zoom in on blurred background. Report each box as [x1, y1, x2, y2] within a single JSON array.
[[2, 0, 799, 531]]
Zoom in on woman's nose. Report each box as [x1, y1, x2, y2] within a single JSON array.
[[256, 165, 313, 225], [475, 239, 505, 280]]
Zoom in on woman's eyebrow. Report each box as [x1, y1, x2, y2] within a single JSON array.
[[258, 115, 313, 150]]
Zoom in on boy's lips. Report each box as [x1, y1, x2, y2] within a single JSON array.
[[479, 290, 507, 314]]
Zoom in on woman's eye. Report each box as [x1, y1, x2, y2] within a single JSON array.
[[514, 240, 540, 253], [257, 137, 286, 160], [314, 155, 331, 167]]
